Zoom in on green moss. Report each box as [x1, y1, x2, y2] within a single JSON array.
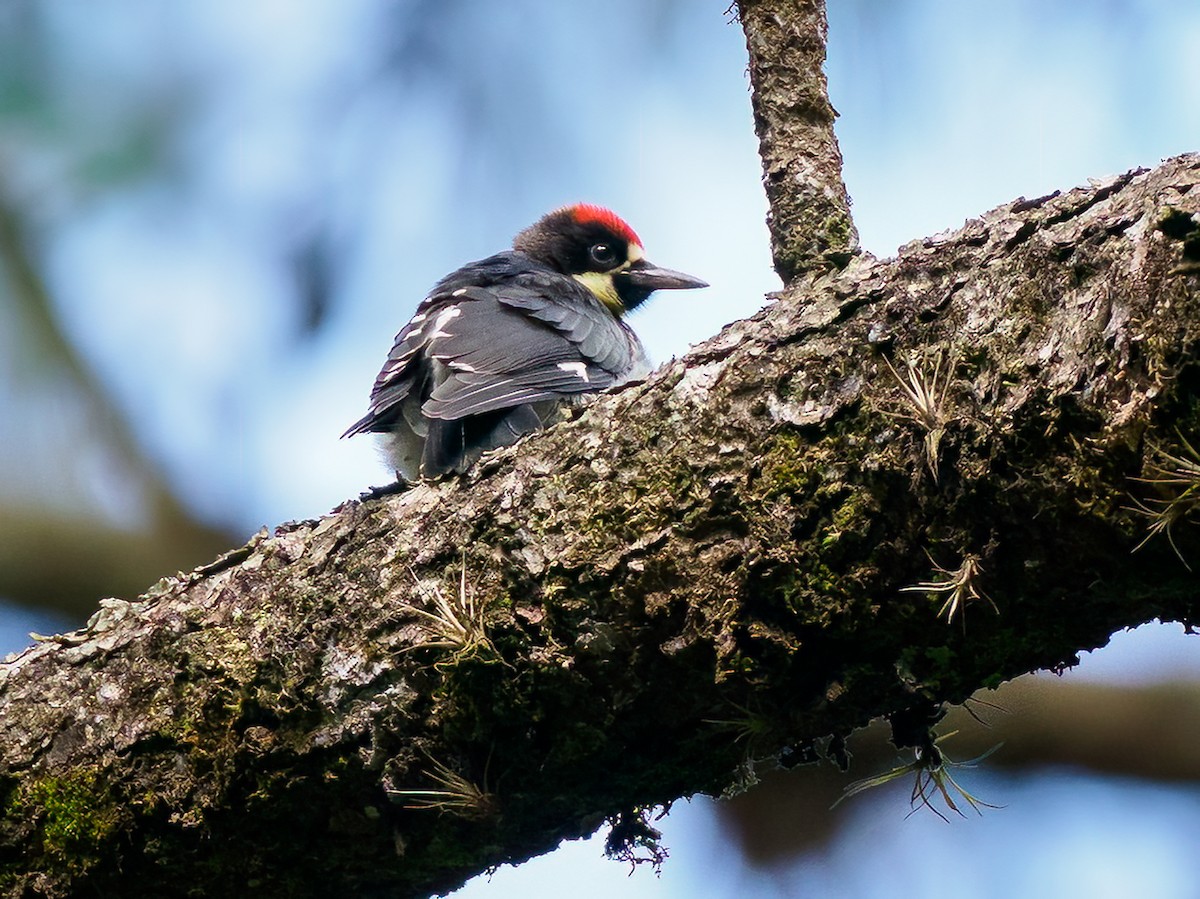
[[14, 771, 122, 874], [181, 626, 257, 683], [822, 488, 877, 549], [757, 431, 820, 501], [893, 643, 966, 697], [820, 214, 858, 268], [568, 448, 707, 552], [923, 645, 956, 673], [745, 431, 891, 630], [823, 212, 854, 246], [776, 559, 856, 627]]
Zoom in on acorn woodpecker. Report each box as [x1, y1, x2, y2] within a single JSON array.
[[343, 203, 708, 479]]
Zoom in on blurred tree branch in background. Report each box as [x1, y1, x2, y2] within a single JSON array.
[[0, 3, 240, 618], [0, 183, 237, 616], [720, 674, 1200, 862]]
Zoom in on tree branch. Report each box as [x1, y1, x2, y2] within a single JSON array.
[[737, 0, 859, 278], [0, 504, 235, 619], [721, 677, 1200, 864], [2, 152, 1198, 897], [0, 184, 238, 614]]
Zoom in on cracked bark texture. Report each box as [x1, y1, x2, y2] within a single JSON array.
[[2, 153, 1199, 897], [739, 0, 859, 278]]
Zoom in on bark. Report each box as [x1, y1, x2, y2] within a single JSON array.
[[738, 0, 859, 277], [2, 151, 1198, 897]]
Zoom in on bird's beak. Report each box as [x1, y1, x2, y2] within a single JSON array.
[[619, 258, 709, 291]]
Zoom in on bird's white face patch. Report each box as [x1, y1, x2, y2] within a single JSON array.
[[557, 361, 590, 383], [427, 305, 462, 341], [627, 242, 645, 264]]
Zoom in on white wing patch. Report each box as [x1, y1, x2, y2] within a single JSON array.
[[427, 305, 462, 341], [557, 361, 590, 383], [403, 310, 429, 339]]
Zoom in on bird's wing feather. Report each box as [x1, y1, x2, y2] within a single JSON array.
[[421, 287, 629, 420], [343, 257, 642, 433], [339, 311, 430, 437]]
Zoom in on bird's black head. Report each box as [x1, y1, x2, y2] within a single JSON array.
[[512, 203, 707, 315]]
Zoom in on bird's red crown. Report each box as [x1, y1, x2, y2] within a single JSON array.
[[568, 203, 642, 249]]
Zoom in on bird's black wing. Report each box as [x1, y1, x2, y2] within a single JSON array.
[[421, 273, 638, 420], [342, 253, 641, 435], [339, 304, 432, 438]]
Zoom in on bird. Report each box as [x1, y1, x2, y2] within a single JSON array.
[[342, 203, 708, 480]]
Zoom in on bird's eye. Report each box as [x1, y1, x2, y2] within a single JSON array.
[[589, 243, 617, 266]]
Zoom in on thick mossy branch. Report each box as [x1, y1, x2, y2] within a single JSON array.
[[2, 156, 1199, 898]]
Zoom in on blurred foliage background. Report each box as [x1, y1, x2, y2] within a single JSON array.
[[1, 2, 1198, 897]]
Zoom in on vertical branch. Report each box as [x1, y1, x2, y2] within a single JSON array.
[[737, 0, 858, 281]]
